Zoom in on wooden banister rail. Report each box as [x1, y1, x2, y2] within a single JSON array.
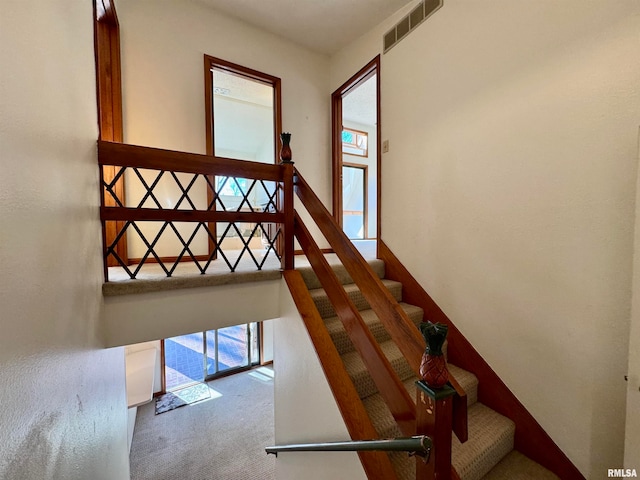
[[283, 270, 399, 480], [294, 212, 416, 435], [293, 168, 469, 479], [98, 141, 284, 180], [294, 170, 435, 380]]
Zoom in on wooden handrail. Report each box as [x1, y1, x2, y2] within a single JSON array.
[[98, 140, 284, 181], [294, 212, 416, 435], [294, 169, 427, 378], [283, 270, 399, 480]]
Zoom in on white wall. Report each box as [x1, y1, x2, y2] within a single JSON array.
[[625, 129, 640, 468], [117, 0, 331, 248], [274, 280, 367, 479], [104, 280, 281, 347], [332, 1, 640, 477], [126, 341, 162, 394], [0, 3, 130, 479]]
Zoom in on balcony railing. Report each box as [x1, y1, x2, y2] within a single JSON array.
[[98, 141, 294, 281]]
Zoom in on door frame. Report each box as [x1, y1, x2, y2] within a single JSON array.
[[331, 56, 381, 244]]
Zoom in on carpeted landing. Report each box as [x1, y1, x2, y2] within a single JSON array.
[[130, 368, 275, 480]]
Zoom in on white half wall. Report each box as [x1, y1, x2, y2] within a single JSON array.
[[274, 279, 367, 480], [104, 280, 281, 347], [332, 1, 640, 477], [0, 2, 129, 479]]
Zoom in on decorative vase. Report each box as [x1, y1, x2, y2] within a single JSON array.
[[419, 321, 449, 389], [279, 132, 292, 163]]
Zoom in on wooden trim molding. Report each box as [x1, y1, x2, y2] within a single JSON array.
[[331, 56, 381, 239], [203, 56, 283, 260], [98, 141, 284, 181], [94, 0, 127, 269], [377, 239, 585, 480]]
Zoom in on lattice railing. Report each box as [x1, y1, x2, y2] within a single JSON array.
[[99, 141, 293, 281]]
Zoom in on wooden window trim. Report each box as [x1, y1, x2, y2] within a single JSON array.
[[203, 56, 283, 257], [342, 127, 369, 158], [94, 0, 128, 270]]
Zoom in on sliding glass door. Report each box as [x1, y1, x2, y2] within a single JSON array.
[[164, 322, 260, 391]]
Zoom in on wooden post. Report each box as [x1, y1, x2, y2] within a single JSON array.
[[279, 132, 294, 271], [416, 381, 456, 480], [281, 162, 295, 270]]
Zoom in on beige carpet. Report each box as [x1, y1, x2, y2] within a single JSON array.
[[130, 368, 275, 480]]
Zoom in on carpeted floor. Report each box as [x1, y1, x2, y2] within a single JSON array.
[[130, 367, 275, 480]]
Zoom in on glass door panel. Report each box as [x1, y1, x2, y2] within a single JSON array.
[[164, 332, 205, 391], [164, 322, 261, 390], [342, 165, 366, 239], [217, 325, 249, 372]]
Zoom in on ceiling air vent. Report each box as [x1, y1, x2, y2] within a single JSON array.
[[383, 0, 443, 53]]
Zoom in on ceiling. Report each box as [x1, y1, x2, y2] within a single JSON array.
[[194, 0, 414, 55], [343, 74, 377, 126]]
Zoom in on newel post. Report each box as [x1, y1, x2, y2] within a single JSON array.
[[416, 322, 454, 480], [279, 132, 295, 270], [416, 381, 455, 480]]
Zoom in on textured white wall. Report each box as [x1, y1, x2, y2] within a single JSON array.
[[0, 2, 130, 479], [117, 0, 331, 248], [332, 0, 640, 476], [105, 280, 281, 347], [274, 279, 367, 480]]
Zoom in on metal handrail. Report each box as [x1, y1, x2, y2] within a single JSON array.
[[265, 435, 431, 460]]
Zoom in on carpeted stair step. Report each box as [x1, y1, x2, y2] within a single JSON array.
[[342, 340, 415, 399], [361, 367, 478, 440], [310, 279, 403, 318], [342, 343, 477, 404], [296, 258, 385, 290], [451, 403, 515, 480], [366, 398, 515, 480], [307, 259, 539, 480], [481, 451, 559, 479], [326, 303, 424, 356]]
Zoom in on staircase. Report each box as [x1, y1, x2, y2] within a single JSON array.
[[297, 257, 559, 480]]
